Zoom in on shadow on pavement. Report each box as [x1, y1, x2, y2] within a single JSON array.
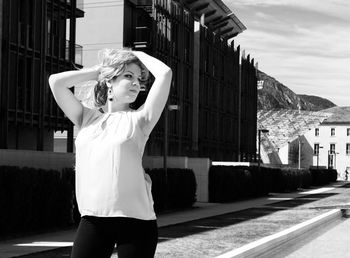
[[18, 191, 340, 257], [158, 192, 338, 242]]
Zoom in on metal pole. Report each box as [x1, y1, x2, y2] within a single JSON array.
[[164, 105, 168, 186], [237, 46, 242, 161], [298, 137, 301, 169], [258, 130, 261, 170]]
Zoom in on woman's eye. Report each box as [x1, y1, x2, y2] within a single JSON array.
[[125, 74, 132, 79]]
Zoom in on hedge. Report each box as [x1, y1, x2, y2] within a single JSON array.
[[0, 166, 196, 238], [146, 168, 197, 212], [310, 168, 337, 186], [209, 166, 336, 202], [0, 166, 74, 238]]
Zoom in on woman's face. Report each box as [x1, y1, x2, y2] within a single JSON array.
[[110, 63, 142, 104]]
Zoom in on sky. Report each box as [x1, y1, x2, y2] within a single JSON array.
[[223, 0, 350, 107]]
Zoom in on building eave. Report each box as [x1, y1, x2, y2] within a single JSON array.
[[185, 0, 246, 39]]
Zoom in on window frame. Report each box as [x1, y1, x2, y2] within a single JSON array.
[[315, 128, 319, 136], [314, 143, 320, 155], [331, 128, 335, 136]]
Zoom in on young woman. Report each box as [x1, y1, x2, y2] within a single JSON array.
[[49, 49, 172, 258]]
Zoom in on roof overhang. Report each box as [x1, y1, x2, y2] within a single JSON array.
[[185, 0, 246, 40]]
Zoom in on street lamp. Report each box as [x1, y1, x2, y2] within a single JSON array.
[[258, 129, 269, 170]]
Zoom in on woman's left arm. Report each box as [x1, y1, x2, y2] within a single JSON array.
[[133, 51, 172, 135]]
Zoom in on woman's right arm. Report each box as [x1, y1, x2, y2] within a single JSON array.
[[48, 66, 100, 126]]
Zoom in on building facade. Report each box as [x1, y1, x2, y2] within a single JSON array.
[[309, 107, 350, 179], [63, 0, 258, 161], [0, 0, 84, 151], [259, 107, 350, 179]]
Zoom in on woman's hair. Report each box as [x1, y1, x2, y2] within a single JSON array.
[[93, 48, 149, 107]]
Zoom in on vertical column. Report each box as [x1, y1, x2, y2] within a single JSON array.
[[192, 19, 201, 154], [0, 0, 9, 148], [67, 0, 76, 153], [237, 45, 242, 161], [38, 0, 46, 150]]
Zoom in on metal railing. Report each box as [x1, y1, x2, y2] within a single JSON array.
[[63, 0, 84, 11], [65, 40, 83, 65]]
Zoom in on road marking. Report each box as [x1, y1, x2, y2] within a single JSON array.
[[15, 241, 73, 247], [215, 209, 340, 258]]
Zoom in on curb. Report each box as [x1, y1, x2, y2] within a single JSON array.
[[215, 209, 342, 258]]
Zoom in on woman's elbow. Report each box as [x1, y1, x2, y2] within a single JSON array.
[[164, 67, 173, 78], [48, 74, 56, 88]]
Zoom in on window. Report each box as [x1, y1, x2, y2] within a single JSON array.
[[347, 128, 350, 136], [330, 144, 336, 154], [315, 128, 319, 136], [347, 144, 350, 155], [331, 128, 335, 136], [314, 143, 320, 155]]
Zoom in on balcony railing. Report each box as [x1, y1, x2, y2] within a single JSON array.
[[65, 40, 83, 65], [63, 0, 84, 11]]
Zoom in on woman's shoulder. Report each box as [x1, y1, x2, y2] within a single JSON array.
[[79, 105, 102, 127]]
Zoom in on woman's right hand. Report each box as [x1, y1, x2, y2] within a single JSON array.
[[89, 64, 102, 81]]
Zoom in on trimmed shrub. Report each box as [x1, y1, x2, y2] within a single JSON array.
[[146, 168, 197, 212], [263, 167, 312, 193], [0, 166, 74, 238], [209, 165, 315, 202], [209, 165, 272, 202], [310, 168, 338, 186], [0, 166, 197, 238]]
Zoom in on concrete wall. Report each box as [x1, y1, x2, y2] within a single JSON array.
[[143, 156, 211, 202], [76, 0, 124, 68], [279, 144, 289, 164], [0, 149, 75, 171]]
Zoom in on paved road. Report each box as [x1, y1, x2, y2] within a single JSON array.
[[10, 182, 350, 258], [19, 193, 346, 257], [283, 217, 350, 258]]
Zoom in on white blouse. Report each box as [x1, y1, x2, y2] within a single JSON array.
[[74, 107, 156, 220]]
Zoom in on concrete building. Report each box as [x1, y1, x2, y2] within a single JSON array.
[[55, 0, 259, 162], [258, 107, 350, 179], [309, 107, 350, 179], [0, 0, 84, 152]]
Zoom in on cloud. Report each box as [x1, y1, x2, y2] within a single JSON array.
[[224, 0, 350, 106]]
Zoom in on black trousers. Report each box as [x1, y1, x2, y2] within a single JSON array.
[[71, 216, 158, 258]]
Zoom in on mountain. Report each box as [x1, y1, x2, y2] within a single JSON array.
[[297, 95, 336, 111], [257, 70, 336, 111], [322, 106, 350, 123]]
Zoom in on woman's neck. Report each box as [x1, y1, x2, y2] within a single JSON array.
[[104, 101, 130, 113]]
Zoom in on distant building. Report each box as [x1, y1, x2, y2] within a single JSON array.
[[309, 107, 350, 179], [55, 0, 259, 162], [258, 107, 350, 179], [0, 0, 84, 151]]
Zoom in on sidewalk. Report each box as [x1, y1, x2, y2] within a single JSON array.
[[0, 182, 348, 258], [284, 217, 350, 258]]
